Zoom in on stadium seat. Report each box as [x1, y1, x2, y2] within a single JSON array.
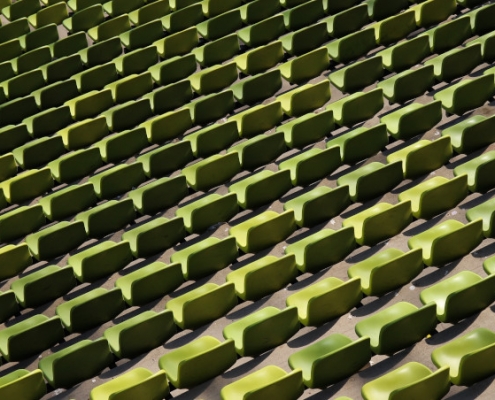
[[281, 0, 324, 31], [228, 101, 283, 138], [189, 62, 237, 95], [330, 56, 383, 93], [120, 21, 163, 51], [12, 136, 64, 169], [63, 4, 104, 33], [0, 205, 45, 243], [373, 10, 416, 46], [454, 151, 495, 192], [78, 37, 122, 67], [0, 369, 46, 400], [139, 109, 192, 144], [2, 0, 40, 21], [196, 9, 242, 41], [129, 0, 170, 25], [280, 22, 328, 56], [87, 14, 131, 43], [279, 47, 329, 84], [442, 114, 495, 154], [182, 153, 241, 191], [192, 33, 240, 67], [161, 3, 203, 33], [425, 44, 482, 83], [143, 80, 193, 114], [326, 28, 376, 64], [239, 0, 280, 24], [277, 81, 331, 117], [378, 65, 435, 104], [184, 121, 238, 157], [184, 90, 235, 125], [377, 36, 430, 72], [278, 109, 334, 149], [137, 141, 193, 178], [420, 16, 472, 54], [48, 148, 103, 184], [27, 2, 68, 28], [0, 168, 53, 204], [466, 197, 495, 238], [40, 54, 84, 84], [412, 0, 457, 28], [234, 40, 284, 75], [153, 27, 198, 59], [324, 4, 369, 38], [232, 69, 282, 105]]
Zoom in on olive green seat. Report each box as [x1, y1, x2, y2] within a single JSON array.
[[285, 227, 356, 273], [282, 0, 324, 31], [442, 114, 495, 154], [159, 336, 237, 388], [0, 168, 53, 204], [420, 16, 472, 54], [324, 3, 369, 38], [378, 65, 434, 104], [0, 39, 23, 64], [239, 0, 280, 25], [121, 217, 186, 258], [72, 63, 118, 93], [23, 106, 73, 139], [161, 3, 203, 33], [2, 0, 40, 21], [129, 0, 170, 25], [139, 109, 192, 144], [189, 62, 237, 96], [377, 36, 430, 72], [412, 0, 456, 27], [88, 163, 146, 200], [0, 369, 46, 400], [367, 0, 408, 21], [184, 121, 238, 158], [148, 54, 196, 86], [277, 81, 331, 117], [192, 33, 240, 67], [466, 197, 495, 238], [229, 210, 296, 253], [104, 72, 153, 104], [78, 37, 122, 67], [288, 334, 371, 388], [27, 2, 68, 28], [0, 96, 39, 126], [137, 141, 193, 178], [0, 153, 16, 183], [94, 127, 148, 164], [153, 27, 198, 59], [115, 262, 184, 306], [0, 124, 30, 154], [48, 148, 103, 184], [56, 117, 109, 151], [323, 0, 360, 13], [202, 0, 241, 18], [226, 254, 297, 301], [64, 90, 113, 121], [63, 4, 104, 33], [48, 33, 88, 59], [113, 46, 158, 77], [102, 99, 153, 132], [280, 22, 328, 56], [0, 69, 44, 101], [182, 153, 240, 191], [234, 40, 284, 75], [143, 80, 192, 115], [278, 109, 333, 149], [103, 0, 144, 16], [183, 90, 235, 125], [398, 175, 468, 219], [19, 23, 59, 52], [12, 136, 64, 169], [326, 28, 376, 64], [330, 56, 383, 93], [467, 31, 495, 62], [279, 47, 329, 85], [286, 277, 362, 326], [0, 243, 32, 281], [466, 2, 495, 35], [87, 14, 131, 43], [426, 44, 482, 83], [454, 151, 495, 192], [0, 290, 18, 323], [373, 10, 416, 46], [197, 9, 242, 41], [32, 78, 79, 110], [229, 102, 283, 138], [343, 201, 413, 246], [0, 205, 45, 243], [0, 18, 30, 43], [237, 15, 285, 48], [67, 0, 102, 12], [232, 69, 282, 106], [166, 282, 237, 329], [10, 46, 51, 74]]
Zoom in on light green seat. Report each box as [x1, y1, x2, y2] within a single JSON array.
[[420, 271, 495, 323], [183, 153, 240, 191], [326, 28, 376, 64], [442, 114, 495, 154], [412, 0, 456, 27], [184, 121, 238, 157], [376, 35, 430, 72], [128, 175, 189, 215], [398, 175, 468, 219], [229, 210, 296, 253], [378, 65, 434, 104], [0, 168, 53, 204], [229, 102, 283, 138], [284, 185, 350, 227], [189, 62, 237, 96], [143, 80, 193, 115], [380, 101, 442, 140], [137, 141, 193, 178], [0, 244, 32, 281], [326, 88, 384, 127], [88, 14, 131, 43], [57, 117, 109, 151], [39, 338, 113, 389], [420, 16, 472, 54], [286, 277, 362, 326], [148, 54, 196, 85], [0, 205, 45, 243], [288, 334, 371, 388], [115, 262, 184, 306], [139, 109, 192, 144], [356, 302, 437, 354], [362, 362, 450, 400], [232, 70, 281, 106], [166, 282, 237, 329], [280, 22, 328, 56], [337, 161, 403, 202], [63, 4, 104, 33], [467, 31, 495, 62], [408, 219, 483, 266], [176, 193, 238, 233], [192, 33, 240, 67], [373, 10, 416, 46], [279, 47, 329, 85], [102, 99, 153, 132], [172, 236, 237, 280], [11, 265, 76, 308], [228, 131, 286, 171], [327, 124, 388, 165], [343, 201, 413, 246], [348, 248, 423, 296], [94, 127, 148, 164], [330, 56, 383, 93], [129, 0, 170, 25], [278, 110, 333, 149], [48, 148, 103, 185], [467, 197, 495, 238], [386, 136, 453, 179], [279, 147, 341, 186], [121, 217, 186, 258], [226, 254, 297, 301], [65, 90, 113, 121], [161, 3, 203, 33], [0, 369, 46, 400], [237, 15, 285, 48], [224, 306, 299, 357], [239, 0, 280, 25], [234, 40, 284, 75], [184, 89, 235, 125], [0, 314, 63, 362], [153, 27, 198, 59], [68, 240, 133, 282], [324, 3, 369, 38], [78, 37, 122, 68], [277, 81, 331, 117], [90, 368, 169, 400], [454, 151, 495, 192], [159, 336, 236, 388], [431, 328, 495, 386], [285, 227, 355, 273], [56, 287, 125, 333], [104, 310, 175, 359], [426, 45, 482, 83]]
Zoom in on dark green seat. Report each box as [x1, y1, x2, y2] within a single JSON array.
[[113, 46, 158, 77], [412, 0, 457, 28], [183, 153, 241, 191], [425, 44, 482, 83], [94, 127, 148, 163], [329, 56, 383, 93], [281, 0, 324, 31], [324, 4, 369, 38], [280, 22, 328, 56], [0, 205, 44, 243], [278, 109, 333, 149], [0, 168, 53, 204], [183, 90, 235, 126], [467, 31, 495, 62], [39, 183, 97, 221], [143, 80, 192, 114], [377, 65, 434, 104], [139, 109, 192, 144], [102, 99, 153, 132], [326, 28, 376, 64], [57, 117, 109, 150], [161, 3, 203, 33], [420, 16, 472, 54], [129, 0, 170, 25], [88, 163, 146, 200], [237, 15, 285, 48], [23, 106, 73, 139], [192, 33, 240, 67], [442, 114, 495, 154], [63, 4, 104, 33], [239, 0, 280, 25], [49, 32, 88, 58], [65, 90, 114, 121], [152, 27, 199, 59], [366, 0, 408, 21], [40, 54, 84, 84], [119, 20, 163, 51], [48, 148, 103, 184], [78, 37, 122, 67], [279, 47, 329, 85], [137, 141, 193, 178], [231, 70, 282, 106], [234, 40, 284, 75], [196, 9, 242, 41], [12, 136, 65, 169], [87, 14, 131, 43], [229, 101, 283, 138], [148, 54, 196, 85]]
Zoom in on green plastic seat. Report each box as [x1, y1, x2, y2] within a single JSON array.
[[420, 16, 472, 54], [0, 153, 16, 183], [378, 65, 434, 104], [361, 362, 450, 400], [0, 244, 32, 281], [183, 153, 240, 191], [442, 114, 495, 154], [23, 106, 73, 139], [380, 101, 442, 140], [0, 39, 22, 64], [337, 161, 403, 202], [139, 109, 192, 144], [153, 26, 198, 59], [115, 261, 184, 306], [0, 17, 29, 44], [94, 127, 148, 164], [12, 136, 64, 169], [0, 168, 53, 204], [425, 44, 482, 83], [281, 0, 324, 31], [279, 147, 341, 186], [192, 33, 240, 67], [104, 72, 153, 104], [0, 205, 45, 243], [121, 217, 186, 258], [239, 0, 280, 25], [0, 314, 63, 361], [279, 47, 329, 85], [129, 0, 170, 25], [280, 22, 328, 56], [56, 116, 109, 150], [19, 23, 59, 52], [161, 3, 203, 33], [90, 368, 169, 400], [2, 0, 40, 21], [467, 31, 495, 62], [356, 302, 437, 354], [277, 81, 331, 117], [234, 40, 284, 75], [63, 4, 104, 33], [326, 28, 376, 64], [64, 89, 113, 121], [431, 328, 495, 386], [72, 63, 118, 93], [28, 2, 68, 28], [148, 54, 196, 86], [0, 369, 46, 400], [113, 46, 158, 77], [104, 310, 175, 359], [465, 2, 495, 35], [166, 282, 237, 329], [408, 219, 483, 266], [0, 69, 45, 101], [343, 201, 413, 246], [412, 0, 456, 27], [39, 338, 113, 389], [0, 290, 18, 323], [366, 0, 408, 21], [88, 163, 146, 200], [232, 69, 281, 106], [78, 37, 123, 68], [326, 88, 384, 127], [189, 62, 237, 96], [223, 306, 299, 357], [103, 0, 144, 16], [48, 148, 103, 184], [68, 240, 133, 282], [286, 277, 362, 326], [330, 56, 383, 93], [143, 80, 192, 115], [196, 9, 242, 41], [184, 121, 238, 157], [176, 193, 239, 233], [230, 210, 296, 253], [202, 0, 240, 18], [386, 136, 453, 179], [67, 0, 101, 12], [398, 175, 468, 219], [284, 185, 350, 227], [159, 336, 237, 388], [348, 248, 423, 296], [226, 254, 297, 301], [11, 265, 76, 308], [137, 141, 193, 178], [288, 334, 371, 388], [324, 3, 369, 38], [377, 36, 430, 72], [184, 89, 235, 125], [373, 10, 416, 46], [87, 14, 130, 43], [454, 151, 495, 192], [49, 33, 88, 59], [0, 96, 39, 126], [32, 79, 79, 110], [466, 197, 495, 238], [327, 124, 388, 166], [228, 131, 286, 170], [237, 15, 284, 49], [278, 109, 333, 149], [10, 46, 51, 74], [285, 227, 355, 273], [56, 287, 125, 333]]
